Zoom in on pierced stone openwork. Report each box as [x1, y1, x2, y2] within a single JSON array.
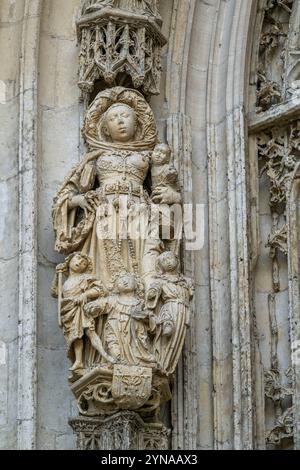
[[77, 1, 166, 98]]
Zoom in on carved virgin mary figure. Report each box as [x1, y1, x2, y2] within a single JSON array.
[[53, 87, 180, 290]]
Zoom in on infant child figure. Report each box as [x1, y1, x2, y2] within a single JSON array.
[[55, 252, 115, 373], [150, 144, 179, 201]]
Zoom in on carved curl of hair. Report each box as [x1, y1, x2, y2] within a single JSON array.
[[156, 251, 179, 273]]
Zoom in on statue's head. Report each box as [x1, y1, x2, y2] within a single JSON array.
[[157, 251, 179, 273], [162, 320, 174, 337], [152, 143, 171, 166], [116, 273, 137, 293], [103, 103, 137, 143], [83, 87, 158, 151], [68, 252, 92, 274]]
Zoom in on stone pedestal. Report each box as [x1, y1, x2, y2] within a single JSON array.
[[69, 411, 170, 450]]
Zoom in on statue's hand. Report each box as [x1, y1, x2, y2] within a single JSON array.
[[151, 186, 182, 204], [131, 308, 151, 320], [56, 263, 66, 273], [84, 300, 101, 317], [69, 195, 96, 216], [74, 294, 87, 306]]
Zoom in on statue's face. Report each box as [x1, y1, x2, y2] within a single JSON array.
[[152, 145, 170, 165], [69, 254, 89, 273], [162, 321, 174, 337], [116, 274, 137, 293], [104, 105, 136, 143], [159, 252, 178, 273]]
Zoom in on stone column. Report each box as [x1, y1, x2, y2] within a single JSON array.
[[17, 0, 42, 450]]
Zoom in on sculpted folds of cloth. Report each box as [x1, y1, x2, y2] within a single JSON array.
[[52, 87, 193, 420], [82, 0, 159, 16]]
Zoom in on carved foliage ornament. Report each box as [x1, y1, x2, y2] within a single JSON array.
[[254, 0, 300, 451], [256, 0, 300, 110], [267, 406, 294, 446], [258, 122, 300, 265]]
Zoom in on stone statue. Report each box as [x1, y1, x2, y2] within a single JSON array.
[[85, 273, 156, 367], [82, 0, 114, 14], [52, 252, 115, 376], [82, 0, 158, 16], [151, 143, 180, 203], [52, 86, 192, 419], [53, 88, 180, 285], [146, 251, 194, 375]]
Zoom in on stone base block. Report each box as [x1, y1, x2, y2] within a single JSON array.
[[69, 411, 171, 450]]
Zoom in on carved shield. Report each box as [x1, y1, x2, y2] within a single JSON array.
[[112, 365, 152, 409]]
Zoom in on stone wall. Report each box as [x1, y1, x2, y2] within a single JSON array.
[[1, 0, 300, 450], [0, 0, 25, 450]]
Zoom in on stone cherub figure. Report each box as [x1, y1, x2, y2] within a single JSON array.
[[151, 143, 180, 205], [150, 143, 182, 256], [85, 272, 156, 367], [146, 251, 194, 375], [52, 252, 115, 374]]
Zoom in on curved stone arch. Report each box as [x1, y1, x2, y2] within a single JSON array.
[[204, 0, 264, 450]]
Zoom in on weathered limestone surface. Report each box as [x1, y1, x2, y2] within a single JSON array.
[[1, 0, 300, 451], [70, 412, 170, 450], [0, 0, 26, 450], [37, 0, 82, 450]]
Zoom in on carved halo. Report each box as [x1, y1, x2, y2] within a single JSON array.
[[82, 87, 158, 151]]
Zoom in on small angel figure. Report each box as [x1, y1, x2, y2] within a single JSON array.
[[146, 251, 194, 375], [150, 144, 180, 204], [52, 252, 115, 373], [85, 273, 156, 367]]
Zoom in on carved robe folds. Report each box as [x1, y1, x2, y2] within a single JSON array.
[[52, 87, 193, 422]]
